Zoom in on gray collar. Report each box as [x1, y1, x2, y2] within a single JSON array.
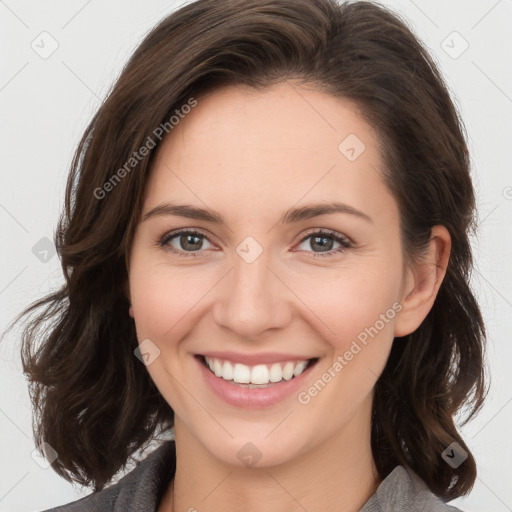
[[44, 440, 462, 511], [360, 465, 462, 512]]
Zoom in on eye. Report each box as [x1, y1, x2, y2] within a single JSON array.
[[159, 228, 214, 257], [295, 229, 352, 258], [157, 228, 352, 259]]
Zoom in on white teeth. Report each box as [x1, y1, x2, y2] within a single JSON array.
[[213, 359, 223, 377], [251, 364, 269, 385], [282, 361, 295, 380], [203, 356, 312, 385], [269, 363, 282, 383], [233, 363, 251, 384], [222, 360, 234, 380], [293, 360, 308, 377]]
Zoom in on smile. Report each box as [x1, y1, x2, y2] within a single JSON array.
[[202, 355, 316, 387], [195, 354, 319, 407]]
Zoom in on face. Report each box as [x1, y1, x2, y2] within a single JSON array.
[[127, 82, 411, 469]]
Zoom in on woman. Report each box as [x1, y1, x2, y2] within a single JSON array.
[[12, 0, 486, 510]]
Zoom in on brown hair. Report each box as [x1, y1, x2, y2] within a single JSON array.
[[5, 0, 486, 500]]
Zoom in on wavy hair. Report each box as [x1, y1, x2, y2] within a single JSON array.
[[5, 0, 486, 499]]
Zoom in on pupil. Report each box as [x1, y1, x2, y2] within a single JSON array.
[[312, 236, 332, 252], [181, 234, 202, 251]]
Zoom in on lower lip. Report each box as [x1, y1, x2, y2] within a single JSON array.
[[195, 356, 317, 408]]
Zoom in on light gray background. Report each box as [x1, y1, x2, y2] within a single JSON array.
[[1, 1, 511, 510]]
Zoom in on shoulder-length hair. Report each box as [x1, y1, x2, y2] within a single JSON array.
[[7, 0, 486, 499]]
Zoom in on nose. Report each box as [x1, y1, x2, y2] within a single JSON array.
[[212, 245, 292, 340]]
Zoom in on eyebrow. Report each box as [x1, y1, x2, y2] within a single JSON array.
[[142, 201, 373, 225]]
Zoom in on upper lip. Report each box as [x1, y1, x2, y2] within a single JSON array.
[[198, 351, 317, 366]]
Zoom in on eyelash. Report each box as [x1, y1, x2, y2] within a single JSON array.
[[157, 228, 353, 259]]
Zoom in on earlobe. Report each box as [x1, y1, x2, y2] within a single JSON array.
[[394, 225, 451, 337]]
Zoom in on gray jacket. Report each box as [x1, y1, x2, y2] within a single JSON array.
[[42, 440, 463, 511]]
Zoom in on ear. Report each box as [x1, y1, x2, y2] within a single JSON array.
[[394, 225, 451, 337]]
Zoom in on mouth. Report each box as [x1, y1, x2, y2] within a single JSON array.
[[195, 354, 319, 388]]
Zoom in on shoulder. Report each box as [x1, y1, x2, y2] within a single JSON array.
[[361, 465, 465, 512], [40, 440, 176, 512]]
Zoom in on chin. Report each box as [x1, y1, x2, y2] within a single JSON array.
[[189, 422, 310, 470]]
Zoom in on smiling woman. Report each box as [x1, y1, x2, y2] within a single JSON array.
[[8, 0, 486, 511]]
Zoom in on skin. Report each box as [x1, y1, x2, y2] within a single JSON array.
[[126, 81, 451, 512]]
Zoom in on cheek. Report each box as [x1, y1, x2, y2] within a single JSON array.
[[297, 273, 400, 432], [291, 260, 402, 353], [129, 258, 214, 339], [128, 257, 208, 412]]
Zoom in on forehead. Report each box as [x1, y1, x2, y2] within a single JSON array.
[[143, 82, 397, 225]]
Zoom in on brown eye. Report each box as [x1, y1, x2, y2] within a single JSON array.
[[159, 229, 214, 257]]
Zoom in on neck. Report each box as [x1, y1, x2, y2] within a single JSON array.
[[164, 408, 379, 512]]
